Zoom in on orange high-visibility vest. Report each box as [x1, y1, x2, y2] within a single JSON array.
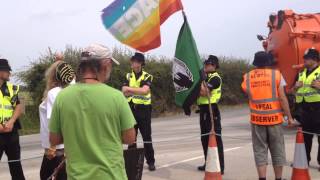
[[241, 69, 283, 125]]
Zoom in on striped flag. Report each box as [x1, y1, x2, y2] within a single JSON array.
[[160, 0, 183, 24], [101, 0, 183, 52]]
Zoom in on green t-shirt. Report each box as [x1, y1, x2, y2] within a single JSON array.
[[49, 83, 136, 180]]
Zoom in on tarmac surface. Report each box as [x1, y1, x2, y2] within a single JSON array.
[[1, 106, 320, 180]]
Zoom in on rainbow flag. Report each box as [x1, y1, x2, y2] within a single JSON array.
[[101, 0, 183, 52]]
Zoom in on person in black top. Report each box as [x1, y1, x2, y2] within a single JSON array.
[[197, 55, 224, 174], [292, 48, 320, 168], [0, 58, 25, 180], [122, 52, 156, 171]]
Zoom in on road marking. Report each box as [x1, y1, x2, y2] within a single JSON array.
[[224, 147, 242, 152], [156, 146, 242, 170]]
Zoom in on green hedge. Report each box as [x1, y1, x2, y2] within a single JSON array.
[[16, 46, 251, 134]]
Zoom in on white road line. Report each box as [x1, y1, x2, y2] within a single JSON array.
[[224, 147, 242, 152], [156, 146, 242, 170], [157, 156, 203, 169]]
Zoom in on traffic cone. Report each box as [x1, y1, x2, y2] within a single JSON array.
[[291, 127, 310, 180], [204, 134, 222, 180]]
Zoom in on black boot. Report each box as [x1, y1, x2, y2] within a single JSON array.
[[197, 164, 206, 171], [148, 163, 156, 171]]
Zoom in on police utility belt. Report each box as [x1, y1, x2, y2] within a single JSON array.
[[129, 101, 150, 110]]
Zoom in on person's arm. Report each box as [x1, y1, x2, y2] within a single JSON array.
[[49, 96, 63, 146], [122, 128, 136, 144], [199, 76, 221, 97], [199, 82, 209, 96], [124, 85, 150, 95], [4, 98, 23, 132], [123, 75, 152, 95], [49, 133, 63, 146], [0, 124, 4, 133], [291, 73, 303, 94], [118, 93, 136, 144], [278, 85, 294, 126], [122, 74, 133, 96], [311, 80, 320, 89], [241, 74, 248, 95], [46, 90, 60, 159]]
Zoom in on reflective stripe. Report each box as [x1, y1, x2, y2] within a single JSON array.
[[3, 105, 13, 110], [296, 91, 320, 97], [0, 105, 13, 109], [303, 84, 312, 88], [131, 95, 151, 101], [251, 98, 279, 104], [271, 69, 276, 99], [246, 73, 251, 99], [250, 109, 283, 115]]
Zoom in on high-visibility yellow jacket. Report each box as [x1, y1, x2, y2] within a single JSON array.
[[127, 71, 153, 105], [296, 66, 320, 103], [0, 82, 19, 124], [197, 72, 222, 105]]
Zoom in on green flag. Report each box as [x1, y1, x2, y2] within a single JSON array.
[[173, 17, 203, 115]]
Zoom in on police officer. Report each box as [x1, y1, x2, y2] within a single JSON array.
[[294, 48, 320, 167], [196, 55, 224, 174], [122, 52, 156, 171], [0, 59, 25, 180]]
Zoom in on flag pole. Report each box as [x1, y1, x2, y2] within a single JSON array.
[[202, 81, 216, 135], [182, 9, 216, 139]]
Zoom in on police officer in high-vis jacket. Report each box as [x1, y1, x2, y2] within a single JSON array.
[[122, 52, 156, 171], [0, 59, 25, 180], [293, 48, 320, 167], [197, 55, 224, 174]]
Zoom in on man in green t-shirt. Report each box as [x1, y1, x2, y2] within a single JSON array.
[[49, 43, 136, 180]]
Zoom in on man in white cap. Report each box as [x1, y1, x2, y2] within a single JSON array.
[[49, 43, 136, 180]]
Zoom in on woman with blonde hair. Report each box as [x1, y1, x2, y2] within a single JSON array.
[[39, 57, 75, 180]]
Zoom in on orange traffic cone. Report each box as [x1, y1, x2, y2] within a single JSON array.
[[204, 134, 222, 180], [291, 127, 310, 180]]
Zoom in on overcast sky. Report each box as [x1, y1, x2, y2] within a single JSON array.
[[0, 0, 318, 72]]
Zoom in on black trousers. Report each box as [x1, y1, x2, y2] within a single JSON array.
[[199, 104, 224, 172], [299, 103, 320, 165], [40, 155, 67, 180], [303, 134, 320, 164], [128, 104, 155, 165], [0, 131, 25, 180]]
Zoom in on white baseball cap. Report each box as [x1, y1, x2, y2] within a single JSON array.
[[81, 43, 120, 65]]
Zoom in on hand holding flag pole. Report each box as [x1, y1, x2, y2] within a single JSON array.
[[202, 81, 216, 133]]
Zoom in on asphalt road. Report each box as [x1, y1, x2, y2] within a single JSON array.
[[1, 106, 320, 180]]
